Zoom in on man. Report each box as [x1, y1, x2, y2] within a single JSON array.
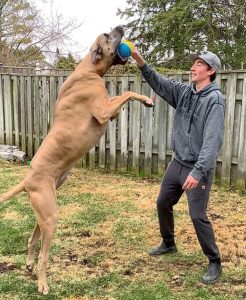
[[131, 49, 225, 284]]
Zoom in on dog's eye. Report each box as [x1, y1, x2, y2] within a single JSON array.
[[104, 33, 109, 42]]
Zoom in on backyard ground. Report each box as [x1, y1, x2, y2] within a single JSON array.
[[0, 160, 245, 300]]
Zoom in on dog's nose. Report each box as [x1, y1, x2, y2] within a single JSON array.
[[115, 26, 124, 35]]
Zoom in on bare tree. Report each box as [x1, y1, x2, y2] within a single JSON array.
[[0, 0, 83, 66]]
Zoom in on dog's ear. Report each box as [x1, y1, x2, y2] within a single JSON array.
[[91, 44, 103, 64]]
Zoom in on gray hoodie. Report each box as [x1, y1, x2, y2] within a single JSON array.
[[140, 63, 225, 182]]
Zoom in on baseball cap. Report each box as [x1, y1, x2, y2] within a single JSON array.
[[190, 51, 221, 74]]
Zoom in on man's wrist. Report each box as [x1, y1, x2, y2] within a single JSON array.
[[131, 54, 145, 67], [135, 56, 145, 67], [189, 167, 203, 182]]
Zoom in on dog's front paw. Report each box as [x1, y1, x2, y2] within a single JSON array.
[[144, 98, 155, 107], [144, 93, 156, 107]]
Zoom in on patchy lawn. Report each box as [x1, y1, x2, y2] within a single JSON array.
[[0, 160, 245, 300]]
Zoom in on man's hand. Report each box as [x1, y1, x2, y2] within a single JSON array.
[[131, 45, 145, 67], [182, 175, 198, 191]]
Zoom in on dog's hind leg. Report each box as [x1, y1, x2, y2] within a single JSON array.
[[26, 222, 41, 272], [28, 184, 58, 295], [56, 170, 70, 189]]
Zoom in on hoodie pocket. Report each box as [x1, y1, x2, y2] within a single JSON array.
[[189, 137, 203, 161], [172, 130, 194, 161]]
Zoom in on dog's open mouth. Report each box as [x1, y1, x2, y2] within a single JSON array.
[[112, 42, 128, 65], [113, 54, 128, 65]]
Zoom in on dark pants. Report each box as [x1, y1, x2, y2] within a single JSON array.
[[157, 159, 220, 261]]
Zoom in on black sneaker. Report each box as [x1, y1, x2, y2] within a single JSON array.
[[148, 242, 177, 256], [202, 261, 222, 284]]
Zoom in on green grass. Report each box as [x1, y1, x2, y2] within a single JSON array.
[[115, 280, 172, 300], [0, 161, 245, 299], [112, 217, 146, 246], [0, 271, 243, 300]]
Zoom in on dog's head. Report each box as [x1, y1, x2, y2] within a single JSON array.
[[90, 26, 127, 68]]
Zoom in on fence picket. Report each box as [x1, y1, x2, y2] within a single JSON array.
[[27, 76, 33, 157], [12, 76, 20, 147], [4, 75, 13, 145], [157, 96, 168, 175], [132, 76, 141, 174], [41, 76, 48, 138], [88, 147, 96, 169], [99, 134, 106, 169], [237, 74, 246, 189], [20, 76, 26, 151], [108, 78, 117, 171], [143, 86, 153, 176], [34, 76, 40, 153], [0, 76, 4, 143], [221, 73, 237, 183], [119, 77, 128, 172], [49, 76, 56, 126]]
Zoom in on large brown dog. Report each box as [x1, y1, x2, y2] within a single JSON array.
[[0, 26, 154, 294]]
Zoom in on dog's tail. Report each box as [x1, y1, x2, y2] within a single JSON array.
[[0, 181, 26, 203]]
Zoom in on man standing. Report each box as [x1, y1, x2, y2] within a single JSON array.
[[131, 49, 225, 284]]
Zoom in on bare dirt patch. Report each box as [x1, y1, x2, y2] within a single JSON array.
[[2, 210, 26, 221], [0, 262, 17, 273]]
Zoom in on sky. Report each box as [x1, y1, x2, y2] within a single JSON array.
[[35, 0, 128, 59]]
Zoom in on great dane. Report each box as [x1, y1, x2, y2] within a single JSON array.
[[0, 26, 154, 294]]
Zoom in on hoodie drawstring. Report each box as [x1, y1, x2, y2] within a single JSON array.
[[188, 94, 201, 133], [187, 86, 222, 133]]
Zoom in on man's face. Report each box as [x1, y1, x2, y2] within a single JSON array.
[[190, 59, 215, 84]]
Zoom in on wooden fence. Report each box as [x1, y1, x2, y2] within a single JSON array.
[[0, 71, 245, 190]]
